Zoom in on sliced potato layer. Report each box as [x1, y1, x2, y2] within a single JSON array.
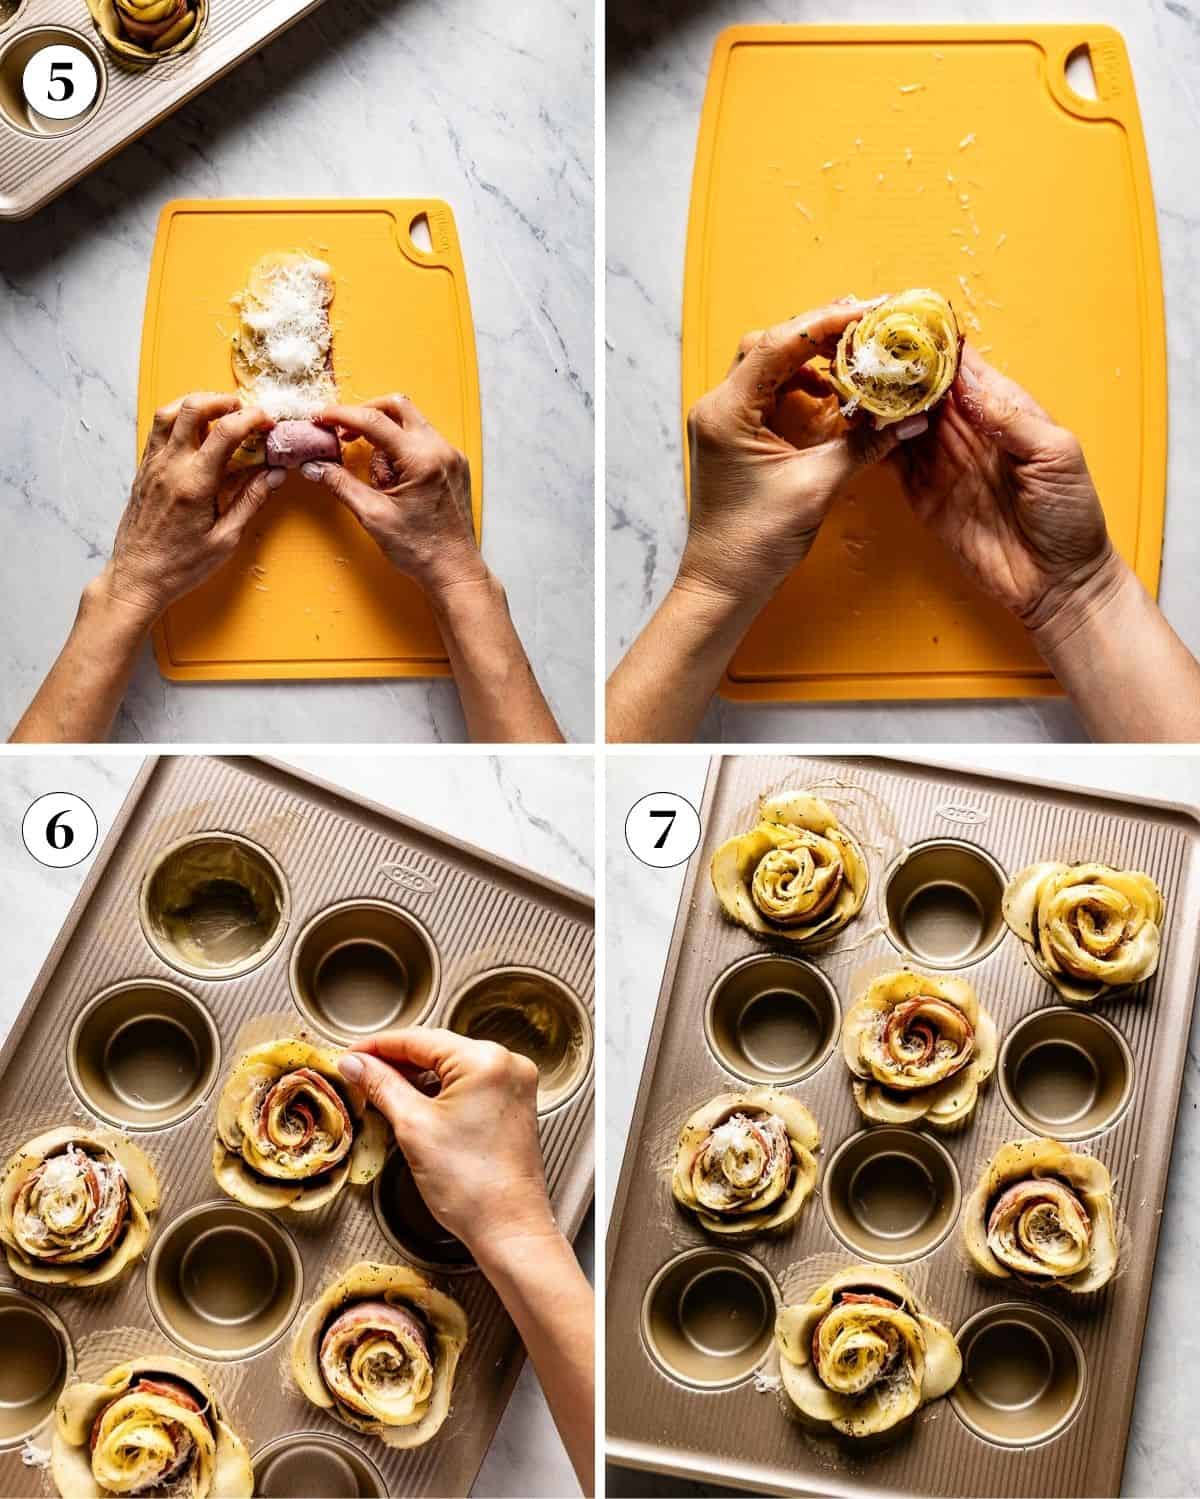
[[828, 288, 961, 426], [86, 0, 207, 64]]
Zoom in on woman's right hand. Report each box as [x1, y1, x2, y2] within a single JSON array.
[[892, 344, 1119, 644]]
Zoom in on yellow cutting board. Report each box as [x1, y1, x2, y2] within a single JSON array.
[[683, 26, 1166, 701], [139, 198, 482, 681]]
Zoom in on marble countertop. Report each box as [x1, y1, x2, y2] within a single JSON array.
[[0, 1, 594, 743], [607, 0, 1200, 743], [605, 752, 1200, 1497], [0, 752, 594, 1498]]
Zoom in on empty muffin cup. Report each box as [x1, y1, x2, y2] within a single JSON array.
[[0, 1289, 73, 1447], [0, 26, 107, 137], [705, 953, 839, 1085], [140, 833, 289, 979], [253, 1432, 386, 1498], [999, 1007, 1133, 1140], [641, 1248, 778, 1389], [372, 1148, 475, 1273], [290, 899, 439, 1039], [822, 1127, 960, 1262], [952, 1303, 1086, 1447], [447, 967, 593, 1113], [147, 1202, 302, 1360], [884, 839, 1006, 967], [67, 979, 220, 1129]]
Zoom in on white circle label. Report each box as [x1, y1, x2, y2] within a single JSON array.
[[22, 44, 99, 123], [21, 792, 99, 869], [625, 792, 702, 869]]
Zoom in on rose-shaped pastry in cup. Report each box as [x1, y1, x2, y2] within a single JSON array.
[[828, 288, 961, 427], [212, 1039, 389, 1212], [672, 1088, 819, 1235], [1003, 861, 1163, 1004], [51, 1356, 251, 1499], [776, 1265, 960, 1438], [86, 0, 207, 64], [963, 1137, 1117, 1293], [0, 1126, 158, 1289], [291, 1262, 468, 1448], [841, 970, 997, 1129], [711, 793, 868, 947]]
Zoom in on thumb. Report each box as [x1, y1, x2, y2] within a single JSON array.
[[339, 1052, 424, 1141], [817, 417, 911, 490], [954, 348, 1056, 461], [302, 460, 378, 521], [211, 466, 284, 546]]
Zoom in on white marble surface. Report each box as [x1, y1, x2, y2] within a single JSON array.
[[0, 1, 594, 743], [606, 0, 1200, 743], [0, 751, 594, 1498], [605, 752, 1200, 1497]]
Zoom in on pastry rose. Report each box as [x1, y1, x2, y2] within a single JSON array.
[[711, 792, 868, 947], [85, 0, 206, 63], [213, 1039, 389, 1212], [776, 1266, 960, 1437], [0, 1126, 158, 1289], [828, 289, 961, 426], [51, 1356, 251, 1499], [291, 1262, 469, 1448], [841, 970, 997, 1129], [1003, 860, 1163, 1004], [963, 1137, 1118, 1292], [672, 1088, 819, 1235]]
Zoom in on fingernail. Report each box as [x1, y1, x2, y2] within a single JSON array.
[[338, 1054, 365, 1086], [957, 362, 980, 391], [266, 467, 287, 489], [895, 414, 929, 441], [301, 462, 324, 481]]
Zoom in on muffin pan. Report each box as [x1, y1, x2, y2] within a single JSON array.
[[0, 0, 331, 219], [0, 755, 594, 1497], [606, 754, 1200, 1498]]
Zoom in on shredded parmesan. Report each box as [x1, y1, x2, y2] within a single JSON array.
[[232, 254, 336, 420]]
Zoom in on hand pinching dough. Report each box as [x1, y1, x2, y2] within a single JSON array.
[[291, 1262, 469, 1448], [672, 1088, 819, 1235]]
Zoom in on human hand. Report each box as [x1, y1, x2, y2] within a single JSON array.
[[300, 396, 487, 594], [892, 344, 1116, 641], [103, 393, 283, 622], [338, 1028, 555, 1256], [678, 298, 928, 609]]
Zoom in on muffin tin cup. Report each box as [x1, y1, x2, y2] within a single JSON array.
[[252, 1431, 388, 1498], [66, 978, 220, 1129], [641, 1248, 779, 1389], [289, 898, 440, 1040], [0, 25, 107, 138], [146, 1201, 303, 1361], [0, 1289, 73, 1448], [999, 1007, 1134, 1139], [372, 1148, 476, 1274], [704, 953, 840, 1085], [139, 831, 290, 980], [951, 1303, 1087, 1448], [446, 965, 593, 1114], [821, 1127, 961, 1262], [883, 838, 1007, 968]]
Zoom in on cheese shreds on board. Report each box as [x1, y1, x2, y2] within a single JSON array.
[[231, 253, 337, 420]]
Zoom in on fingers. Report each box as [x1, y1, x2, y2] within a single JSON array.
[[953, 344, 1057, 460], [145, 397, 186, 457], [728, 298, 886, 411], [168, 392, 242, 449], [318, 402, 408, 460], [300, 459, 385, 524], [196, 406, 273, 482], [351, 1026, 469, 1074], [819, 419, 905, 490], [208, 466, 285, 548], [337, 1052, 423, 1138], [365, 393, 431, 430]]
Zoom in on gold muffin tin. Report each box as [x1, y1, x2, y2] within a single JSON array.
[[606, 754, 1200, 1498], [0, 755, 594, 1497], [0, 0, 331, 219]]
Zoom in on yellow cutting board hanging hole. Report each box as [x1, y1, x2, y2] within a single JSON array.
[[682, 26, 1166, 702], [138, 198, 483, 682]]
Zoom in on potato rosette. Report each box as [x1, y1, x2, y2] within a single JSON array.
[[292, 1262, 468, 1448], [213, 1039, 388, 1213], [828, 289, 961, 427], [711, 793, 868, 947], [86, 0, 206, 64], [50, 1356, 251, 1499], [672, 1088, 819, 1235], [776, 1266, 960, 1437], [841, 971, 996, 1129], [1003, 860, 1163, 1004], [0, 1127, 158, 1289], [963, 1137, 1117, 1293]]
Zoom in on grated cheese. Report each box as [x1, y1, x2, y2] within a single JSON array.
[[232, 254, 336, 420]]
